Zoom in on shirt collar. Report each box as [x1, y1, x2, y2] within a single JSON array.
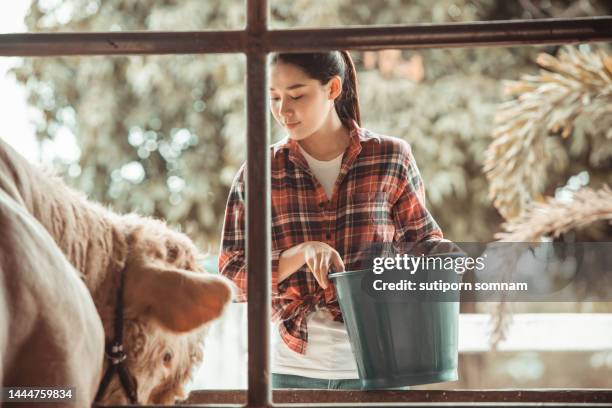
[[272, 120, 380, 158]]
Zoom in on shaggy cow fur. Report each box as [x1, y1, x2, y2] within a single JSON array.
[[0, 139, 232, 405], [0, 188, 104, 407]]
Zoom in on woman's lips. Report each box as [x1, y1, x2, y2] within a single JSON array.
[[285, 122, 300, 129]]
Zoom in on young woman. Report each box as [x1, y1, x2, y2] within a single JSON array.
[[219, 51, 443, 389]]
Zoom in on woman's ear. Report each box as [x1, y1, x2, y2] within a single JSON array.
[[327, 75, 343, 101]]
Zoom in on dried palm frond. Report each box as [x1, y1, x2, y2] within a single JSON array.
[[484, 46, 612, 220], [488, 185, 612, 347], [496, 185, 612, 242], [489, 299, 512, 350]]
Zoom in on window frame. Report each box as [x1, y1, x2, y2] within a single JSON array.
[[1, 1, 612, 407]]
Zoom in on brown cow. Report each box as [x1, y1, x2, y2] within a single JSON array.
[[0, 139, 232, 405]]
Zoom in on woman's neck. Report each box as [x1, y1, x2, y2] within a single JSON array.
[[298, 113, 351, 161]]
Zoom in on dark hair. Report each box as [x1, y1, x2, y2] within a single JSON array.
[[269, 51, 361, 127]]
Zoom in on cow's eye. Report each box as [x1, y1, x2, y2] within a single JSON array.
[[163, 351, 173, 364]]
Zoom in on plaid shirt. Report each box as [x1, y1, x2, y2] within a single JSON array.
[[219, 122, 443, 354]]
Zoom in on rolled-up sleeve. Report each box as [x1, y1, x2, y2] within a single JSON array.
[[219, 165, 282, 302]]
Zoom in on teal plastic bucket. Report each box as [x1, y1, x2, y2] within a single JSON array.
[[329, 253, 463, 389]]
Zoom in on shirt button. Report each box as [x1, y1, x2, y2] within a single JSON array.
[[326, 232, 331, 240]]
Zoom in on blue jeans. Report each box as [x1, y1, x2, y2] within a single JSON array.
[[272, 373, 411, 390], [272, 373, 364, 390]]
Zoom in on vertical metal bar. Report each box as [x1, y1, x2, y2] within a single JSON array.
[[245, 51, 271, 408], [246, 1, 270, 407], [246, 0, 267, 33]]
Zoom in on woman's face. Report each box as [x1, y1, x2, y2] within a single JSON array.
[[269, 62, 337, 141]]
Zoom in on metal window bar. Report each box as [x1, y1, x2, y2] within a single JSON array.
[[1, 0, 612, 406]]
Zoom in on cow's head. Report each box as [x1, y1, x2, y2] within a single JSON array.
[[97, 216, 232, 405]]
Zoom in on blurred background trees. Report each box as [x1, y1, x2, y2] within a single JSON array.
[[12, 0, 612, 248]]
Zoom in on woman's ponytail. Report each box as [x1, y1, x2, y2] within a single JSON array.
[[336, 51, 361, 127]]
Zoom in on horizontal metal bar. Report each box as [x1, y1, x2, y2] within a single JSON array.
[[0, 30, 246, 56], [270, 404, 612, 408], [1, 17, 611, 56], [183, 389, 612, 405], [100, 404, 612, 408], [97, 404, 612, 408], [267, 16, 612, 51]]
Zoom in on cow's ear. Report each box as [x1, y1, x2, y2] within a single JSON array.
[[126, 261, 232, 332]]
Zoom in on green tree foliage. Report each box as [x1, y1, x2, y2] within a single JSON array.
[[15, 0, 246, 249], [13, 0, 612, 248]]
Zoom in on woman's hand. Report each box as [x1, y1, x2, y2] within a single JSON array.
[[302, 241, 345, 289], [278, 241, 345, 289]]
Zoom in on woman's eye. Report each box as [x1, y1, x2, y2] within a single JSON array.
[[270, 95, 302, 102]]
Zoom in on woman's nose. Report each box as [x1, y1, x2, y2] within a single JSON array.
[[279, 100, 293, 117]]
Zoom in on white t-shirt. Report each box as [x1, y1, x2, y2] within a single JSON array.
[[272, 306, 359, 379], [298, 145, 343, 200], [271, 145, 359, 379]]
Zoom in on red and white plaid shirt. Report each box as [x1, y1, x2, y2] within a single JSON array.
[[219, 122, 443, 354]]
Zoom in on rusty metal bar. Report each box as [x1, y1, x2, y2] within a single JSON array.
[[247, 0, 267, 35], [1, 17, 611, 56], [266, 16, 612, 51], [245, 50, 271, 408], [184, 389, 612, 405], [245, 1, 270, 408], [0, 30, 246, 56], [110, 403, 612, 408]]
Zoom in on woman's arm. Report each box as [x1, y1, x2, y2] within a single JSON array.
[[219, 165, 286, 301], [218, 166, 249, 301], [278, 244, 306, 283]]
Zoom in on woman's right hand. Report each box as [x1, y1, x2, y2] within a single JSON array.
[[278, 241, 345, 289], [301, 241, 345, 289]]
